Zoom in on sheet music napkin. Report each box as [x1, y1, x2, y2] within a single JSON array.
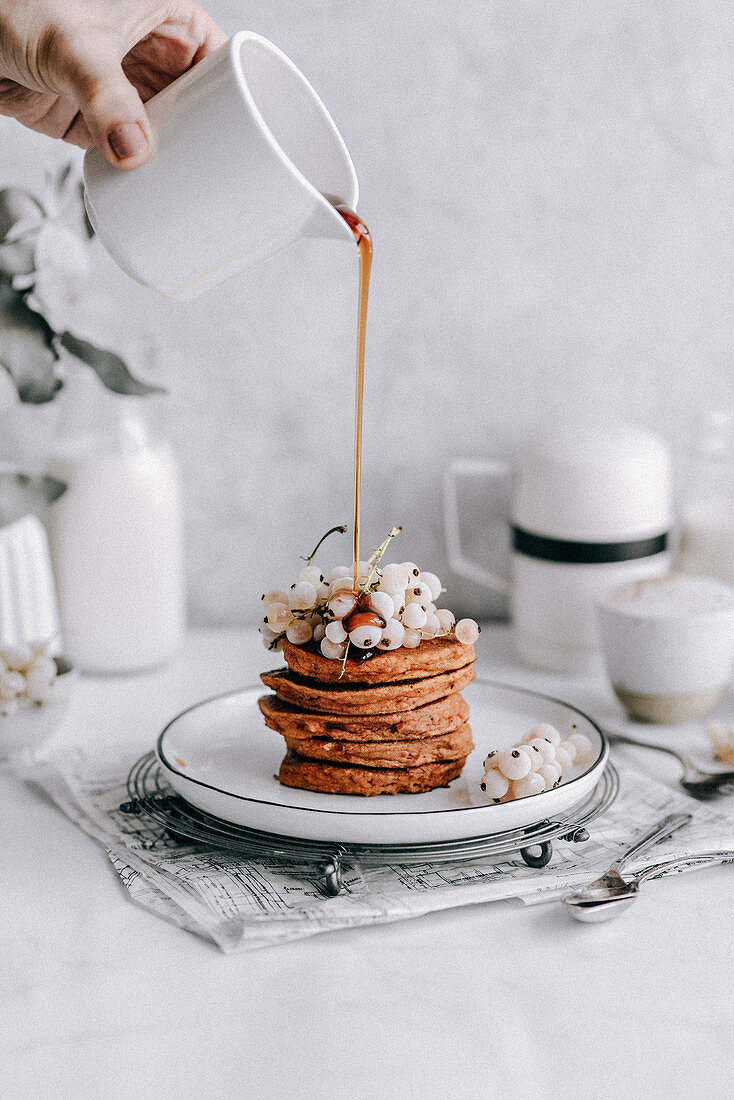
[[12, 741, 734, 953]]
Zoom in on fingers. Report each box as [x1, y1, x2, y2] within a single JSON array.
[[71, 53, 154, 169]]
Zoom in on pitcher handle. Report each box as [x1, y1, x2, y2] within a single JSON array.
[[443, 459, 511, 594]]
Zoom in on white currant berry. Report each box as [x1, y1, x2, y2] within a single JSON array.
[[328, 593, 357, 620], [418, 571, 442, 601], [349, 624, 381, 649], [312, 623, 326, 643], [512, 772, 545, 799], [2, 644, 34, 672], [559, 739, 577, 762], [527, 737, 556, 763], [328, 566, 350, 583], [483, 749, 500, 768], [331, 577, 356, 595], [316, 581, 331, 602], [266, 602, 293, 630], [553, 746, 573, 776], [299, 565, 323, 587], [480, 769, 509, 801], [380, 563, 408, 589], [0, 670, 26, 700], [402, 628, 422, 648], [289, 581, 317, 610], [406, 582, 432, 603], [325, 620, 348, 644], [402, 603, 427, 630], [567, 731, 593, 763], [25, 664, 57, 702], [262, 588, 289, 608], [28, 654, 56, 681], [286, 619, 313, 645], [390, 594, 406, 617], [368, 591, 394, 620], [401, 562, 421, 583], [454, 618, 480, 645], [435, 609, 456, 633], [526, 722, 561, 746], [422, 611, 440, 637], [260, 623, 281, 643], [538, 762, 562, 790], [320, 637, 346, 660], [517, 743, 544, 771], [377, 618, 405, 650], [497, 748, 532, 780]]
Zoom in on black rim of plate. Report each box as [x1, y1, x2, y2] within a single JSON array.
[[154, 678, 608, 818]]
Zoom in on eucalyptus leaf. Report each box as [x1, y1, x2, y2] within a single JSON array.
[[59, 331, 165, 396], [0, 237, 36, 279], [0, 472, 67, 527], [0, 187, 43, 241], [0, 284, 60, 403]]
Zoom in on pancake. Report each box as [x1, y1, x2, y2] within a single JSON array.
[[258, 691, 470, 742], [260, 662, 476, 715], [278, 749, 468, 796], [281, 635, 474, 684], [281, 722, 473, 768]]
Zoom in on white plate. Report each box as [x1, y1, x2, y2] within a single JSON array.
[[156, 679, 608, 844]]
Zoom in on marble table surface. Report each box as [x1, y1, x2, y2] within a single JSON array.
[[2, 626, 732, 1100]]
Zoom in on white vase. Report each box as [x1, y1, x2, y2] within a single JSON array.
[[45, 376, 185, 673]]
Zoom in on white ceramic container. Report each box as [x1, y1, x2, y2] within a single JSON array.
[[444, 424, 673, 673], [598, 573, 734, 723], [83, 31, 358, 299]]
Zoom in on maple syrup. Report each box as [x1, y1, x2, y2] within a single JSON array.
[[334, 204, 372, 591]]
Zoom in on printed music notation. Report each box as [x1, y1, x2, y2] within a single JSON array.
[[15, 744, 734, 954]]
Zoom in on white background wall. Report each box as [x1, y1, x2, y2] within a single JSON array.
[[2, 0, 733, 625]]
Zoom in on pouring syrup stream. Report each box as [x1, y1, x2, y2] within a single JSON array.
[[334, 204, 372, 591]]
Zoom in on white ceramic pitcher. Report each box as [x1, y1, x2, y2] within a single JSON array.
[[443, 424, 673, 672], [83, 31, 359, 299]]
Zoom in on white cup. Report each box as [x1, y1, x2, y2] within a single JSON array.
[[598, 574, 734, 723], [443, 424, 673, 672], [83, 31, 358, 299]]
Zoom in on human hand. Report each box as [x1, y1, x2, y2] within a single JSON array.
[[0, 0, 227, 169]]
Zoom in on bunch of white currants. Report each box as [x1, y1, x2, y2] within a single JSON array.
[[0, 644, 58, 712], [260, 559, 480, 661], [480, 723, 595, 802]]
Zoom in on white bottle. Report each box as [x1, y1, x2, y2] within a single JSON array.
[[677, 410, 734, 585], [45, 375, 185, 673]]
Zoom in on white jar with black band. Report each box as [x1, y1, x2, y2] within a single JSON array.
[[444, 423, 673, 672]]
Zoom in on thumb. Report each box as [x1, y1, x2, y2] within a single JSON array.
[[71, 54, 153, 170]]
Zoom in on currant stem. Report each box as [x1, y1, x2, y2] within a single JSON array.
[[360, 526, 403, 593], [300, 524, 348, 566], [338, 638, 351, 680]]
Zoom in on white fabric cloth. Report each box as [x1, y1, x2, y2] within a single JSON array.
[[2, 628, 733, 1098]]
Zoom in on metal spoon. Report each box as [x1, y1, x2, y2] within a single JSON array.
[[606, 729, 734, 799], [565, 850, 734, 922], [562, 811, 691, 921]]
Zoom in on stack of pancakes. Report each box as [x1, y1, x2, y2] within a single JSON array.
[[259, 635, 476, 795]]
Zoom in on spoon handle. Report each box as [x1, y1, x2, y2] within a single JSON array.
[[611, 812, 692, 873], [605, 730, 691, 769], [635, 850, 734, 884]]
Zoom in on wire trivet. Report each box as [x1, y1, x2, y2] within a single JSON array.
[[121, 752, 619, 896]]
